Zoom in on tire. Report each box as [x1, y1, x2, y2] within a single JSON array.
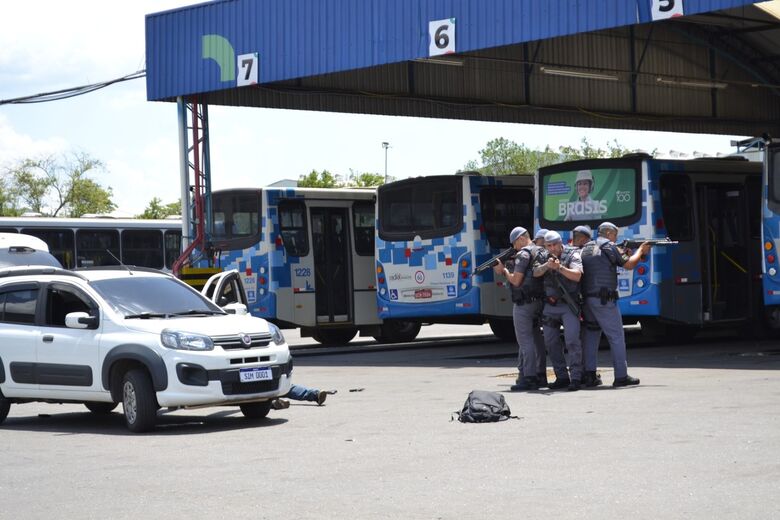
[[240, 401, 271, 420], [373, 321, 421, 344], [489, 318, 516, 342], [85, 402, 118, 414], [312, 327, 358, 346], [0, 389, 10, 425], [121, 369, 158, 433]]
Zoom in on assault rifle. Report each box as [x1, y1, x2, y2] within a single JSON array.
[[473, 247, 516, 275], [548, 254, 582, 320], [618, 237, 678, 250]]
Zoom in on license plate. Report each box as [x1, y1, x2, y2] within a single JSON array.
[[239, 367, 272, 383], [414, 289, 432, 299]]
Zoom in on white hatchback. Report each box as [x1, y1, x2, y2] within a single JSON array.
[[0, 265, 292, 432]]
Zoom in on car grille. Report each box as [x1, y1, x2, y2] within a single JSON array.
[[212, 333, 272, 350], [222, 379, 279, 395]]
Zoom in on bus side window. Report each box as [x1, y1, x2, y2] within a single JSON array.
[[352, 202, 374, 256], [279, 200, 309, 257], [659, 175, 693, 241]]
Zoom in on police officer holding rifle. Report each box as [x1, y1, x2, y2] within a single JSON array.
[[493, 227, 547, 391], [580, 222, 651, 387], [533, 230, 584, 391]]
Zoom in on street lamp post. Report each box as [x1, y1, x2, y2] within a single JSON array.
[[382, 141, 390, 183]]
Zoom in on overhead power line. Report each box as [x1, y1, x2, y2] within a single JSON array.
[[0, 70, 146, 106]]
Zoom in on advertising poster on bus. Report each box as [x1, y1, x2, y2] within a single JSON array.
[[541, 168, 637, 222]]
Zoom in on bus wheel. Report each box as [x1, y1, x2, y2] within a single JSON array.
[[489, 318, 516, 342], [312, 328, 358, 347], [373, 321, 421, 344]]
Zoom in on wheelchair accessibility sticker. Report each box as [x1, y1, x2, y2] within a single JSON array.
[[447, 285, 456, 297], [390, 289, 398, 300], [618, 278, 629, 291]]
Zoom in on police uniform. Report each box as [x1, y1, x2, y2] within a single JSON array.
[[580, 223, 633, 385], [510, 242, 546, 389], [534, 233, 583, 389], [572, 224, 602, 387]]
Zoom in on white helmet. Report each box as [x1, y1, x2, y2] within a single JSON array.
[[575, 170, 594, 192]]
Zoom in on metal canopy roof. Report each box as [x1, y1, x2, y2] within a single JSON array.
[[145, 0, 780, 135]]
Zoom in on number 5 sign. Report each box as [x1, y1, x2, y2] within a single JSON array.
[[429, 18, 455, 56], [651, 0, 684, 21]]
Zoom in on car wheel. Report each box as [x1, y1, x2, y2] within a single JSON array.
[[85, 402, 118, 414], [0, 389, 10, 425], [122, 369, 158, 433], [240, 401, 271, 419]]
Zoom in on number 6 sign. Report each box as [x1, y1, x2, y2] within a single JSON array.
[[429, 18, 455, 56], [651, 0, 684, 21]]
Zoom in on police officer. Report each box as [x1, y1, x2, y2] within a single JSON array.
[[572, 225, 592, 248], [494, 226, 546, 391], [533, 228, 548, 247], [571, 224, 603, 386], [580, 222, 650, 387], [533, 230, 584, 391]]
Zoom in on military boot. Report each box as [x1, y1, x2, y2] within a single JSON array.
[[510, 376, 539, 392], [583, 371, 603, 388]]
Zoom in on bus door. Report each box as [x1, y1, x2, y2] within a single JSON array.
[[311, 208, 352, 323], [697, 182, 753, 322]]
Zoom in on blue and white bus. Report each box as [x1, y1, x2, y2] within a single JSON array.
[[375, 173, 535, 339], [536, 153, 767, 337], [209, 187, 420, 346]]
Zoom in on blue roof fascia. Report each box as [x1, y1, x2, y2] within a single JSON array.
[[145, 0, 763, 101]]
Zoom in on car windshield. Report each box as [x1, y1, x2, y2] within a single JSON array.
[[90, 276, 224, 318]]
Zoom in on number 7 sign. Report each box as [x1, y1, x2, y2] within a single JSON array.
[[237, 52, 258, 86]]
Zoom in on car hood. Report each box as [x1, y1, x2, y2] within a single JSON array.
[[121, 314, 273, 336]]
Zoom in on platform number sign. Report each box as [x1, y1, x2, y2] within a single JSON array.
[[651, 0, 684, 21], [429, 18, 456, 57], [237, 52, 258, 87]]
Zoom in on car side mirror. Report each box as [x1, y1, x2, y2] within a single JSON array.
[[222, 302, 248, 315], [65, 311, 98, 329]]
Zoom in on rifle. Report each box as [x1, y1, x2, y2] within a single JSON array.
[[618, 237, 678, 250], [473, 247, 516, 275], [548, 255, 581, 319]]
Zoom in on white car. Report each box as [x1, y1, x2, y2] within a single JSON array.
[[0, 232, 61, 268], [0, 265, 292, 432]]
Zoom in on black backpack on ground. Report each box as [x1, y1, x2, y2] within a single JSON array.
[[454, 390, 518, 423]]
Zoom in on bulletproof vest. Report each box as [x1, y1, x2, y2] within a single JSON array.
[[580, 236, 618, 293], [510, 244, 544, 302], [543, 246, 580, 298]]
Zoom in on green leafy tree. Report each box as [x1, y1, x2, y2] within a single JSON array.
[[298, 169, 339, 188], [138, 197, 181, 219], [349, 171, 385, 187], [2, 152, 115, 216]]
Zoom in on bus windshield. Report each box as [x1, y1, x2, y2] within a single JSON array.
[[378, 177, 462, 240], [540, 165, 639, 225]]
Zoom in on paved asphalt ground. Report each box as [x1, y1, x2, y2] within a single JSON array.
[[1, 325, 778, 519]]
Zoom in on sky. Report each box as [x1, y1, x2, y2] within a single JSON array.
[[0, 1, 746, 217]]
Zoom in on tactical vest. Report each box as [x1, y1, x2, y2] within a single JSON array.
[[543, 246, 580, 298], [580, 236, 618, 293], [510, 244, 544, 303]]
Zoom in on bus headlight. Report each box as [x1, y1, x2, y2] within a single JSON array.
[[161, 329, 214, 351]]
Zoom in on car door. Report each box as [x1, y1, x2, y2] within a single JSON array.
[[35, 282, 103, 399], [203, 270, 249, 314], [0, 282, 42, 397]]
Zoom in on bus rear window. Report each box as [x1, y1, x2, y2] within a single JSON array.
[[539, 164, 640, 227], [378, 177, 462, 240], [211, 190, 261, 249], [480, 187, 534, 249]]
